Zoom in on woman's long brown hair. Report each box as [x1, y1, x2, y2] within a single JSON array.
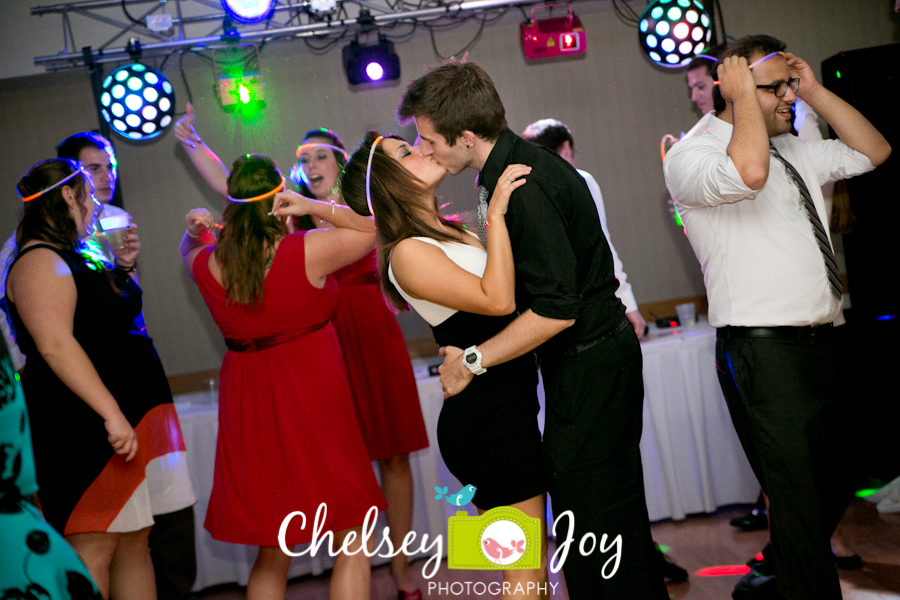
[[215, 155, 288, 307], [16, 159, 87, 252], [341, 131, 466, 311], [15, 159, 122, 294]]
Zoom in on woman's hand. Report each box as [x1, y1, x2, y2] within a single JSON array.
[[112, 222, 140, 266], [272, 190, 315, 218], [487, 164, 531, 220], [174, 103, 201, 149], [105, 411, 138, 462], [186, 208, 215, 238]]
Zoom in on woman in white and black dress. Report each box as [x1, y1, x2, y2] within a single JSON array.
[[276, 131, 547, 598]]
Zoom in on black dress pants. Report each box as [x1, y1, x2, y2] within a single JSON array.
[[542, 323, 667, 600], [149, 505, 197, 600], [716, 331, 850, 600]]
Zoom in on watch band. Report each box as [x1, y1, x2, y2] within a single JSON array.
[[462, 345, 487, 375]]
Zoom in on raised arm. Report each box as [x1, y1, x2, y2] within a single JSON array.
[[174, 103, 230, 196], [787, 53, 891, 166], [7, 250, 137, 461], [391, 164, 529, 316], [719, 56, 770, 190], [272, 190, 376, 286], [180, 208, 217, 279]]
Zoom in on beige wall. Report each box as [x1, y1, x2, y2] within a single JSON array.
[[1, 0, 897, 375]]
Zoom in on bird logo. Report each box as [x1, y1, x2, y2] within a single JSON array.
[[434, 485, 477, 507], [482, 537, 526, 562]]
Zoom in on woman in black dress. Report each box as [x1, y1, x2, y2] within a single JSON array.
[[329, 131, 549, 597], [5, 159, 194, 598]]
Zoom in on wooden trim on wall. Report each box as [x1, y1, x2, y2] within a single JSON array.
[[637, 294, 709, 323], [167, 368, 220, 396], [167, 295, 718, 394]]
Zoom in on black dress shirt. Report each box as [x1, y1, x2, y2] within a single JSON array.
[[480, 129, 624, 356]]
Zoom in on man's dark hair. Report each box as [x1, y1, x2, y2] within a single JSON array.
[[723, 35, 786, 62], [687, 43, 727, 79], [521, 119, 574, 154], [56, 131, 113, 161], [712, 35, 787, 114], [397, 61, 507, 146]]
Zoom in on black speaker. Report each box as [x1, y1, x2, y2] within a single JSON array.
[[822, 44, 900, 482], [822, 44, 900, 323]]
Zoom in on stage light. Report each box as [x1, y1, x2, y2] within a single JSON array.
[[221, 0, 275, 24], [342, 39, 401, 86], [100, 63, 175, 140], [639, 0, 711, 68], [213, 45, 267, 117], [521, 4, 586, 60]]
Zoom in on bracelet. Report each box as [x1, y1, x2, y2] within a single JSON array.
[[116, 261, 137, 273], [186, 228, 200, 238], [330, 199, 336, 218]]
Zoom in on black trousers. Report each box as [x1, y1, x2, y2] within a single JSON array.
[[542, 324, 667, 600], [716, 332, 850, 600], [148, 506, 197, 600]]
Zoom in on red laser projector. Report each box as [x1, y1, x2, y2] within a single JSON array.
[[521, 4, 586, 60]]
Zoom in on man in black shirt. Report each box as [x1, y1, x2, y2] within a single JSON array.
[[399, 62, 666, 599]]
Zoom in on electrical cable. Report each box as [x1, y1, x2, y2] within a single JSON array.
[[714, 0, 726, 41], [178, 51, 194, 105], [426, 10, 487, 60], [121, 0, 144, 26]]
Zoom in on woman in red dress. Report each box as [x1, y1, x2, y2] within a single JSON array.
[[175, 106, 428, 599], [180, 155, 386, 599]]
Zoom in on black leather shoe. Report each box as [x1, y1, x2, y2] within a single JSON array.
[[732, 570, 782, 600], [833, 553, 862, 569], [654, 546, 688, 582], [730, 508, 768, 531]]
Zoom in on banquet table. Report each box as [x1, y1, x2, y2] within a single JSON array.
[[175, 318, 759, 590]]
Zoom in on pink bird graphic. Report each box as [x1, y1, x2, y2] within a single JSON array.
[[482, 538, 525, 562]]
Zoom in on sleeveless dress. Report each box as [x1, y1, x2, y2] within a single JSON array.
[[331, 249, 428, 461], [6, 244, 195, 536], [192, 233, 387, 546], [0, 339, 102, 598], [388, 236, 543, 510]]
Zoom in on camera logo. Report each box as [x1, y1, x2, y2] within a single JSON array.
[[447, 507, 541, 570]]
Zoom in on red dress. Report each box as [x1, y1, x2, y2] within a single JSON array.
[[192, 234, 386, 546], [332, 250, 429, 461]]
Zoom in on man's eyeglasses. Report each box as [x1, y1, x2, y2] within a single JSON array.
[[756, 78, 800, 97]]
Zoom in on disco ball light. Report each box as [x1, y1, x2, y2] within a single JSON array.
[[100, 63, 175, 141], [639, 0, 712, 68], [222, 0, 275, 24]]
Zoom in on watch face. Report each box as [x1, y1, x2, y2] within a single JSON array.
[[466, 353, 477, 365]]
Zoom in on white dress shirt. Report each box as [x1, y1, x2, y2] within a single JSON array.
[[681, 111, 714, 142], [663, 115, 873, 328], [577, 169, 638, 314]]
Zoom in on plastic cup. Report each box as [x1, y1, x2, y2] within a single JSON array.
[[99, 215, 129, 250], [675, 302, 696, 327]]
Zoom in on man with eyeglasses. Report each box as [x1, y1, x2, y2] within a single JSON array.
[[664, 35, 890, 600]]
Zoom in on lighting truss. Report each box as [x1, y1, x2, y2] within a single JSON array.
[[31, 0, 539, 71]]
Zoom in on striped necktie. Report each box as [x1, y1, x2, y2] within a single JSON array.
[[476, 183, 490, 248], [769, 142, 843, 300]]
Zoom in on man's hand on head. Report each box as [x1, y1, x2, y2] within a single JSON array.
[[717, 56, 757, 106], [438, 345, 474, 398], [784, 53, 821, 101]]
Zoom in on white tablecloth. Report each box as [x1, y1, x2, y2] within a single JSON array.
[[638, 321, 760, 521], [176, 319, 759, 589]]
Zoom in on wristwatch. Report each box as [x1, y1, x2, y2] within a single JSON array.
[[462, 345, 487, 375]]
